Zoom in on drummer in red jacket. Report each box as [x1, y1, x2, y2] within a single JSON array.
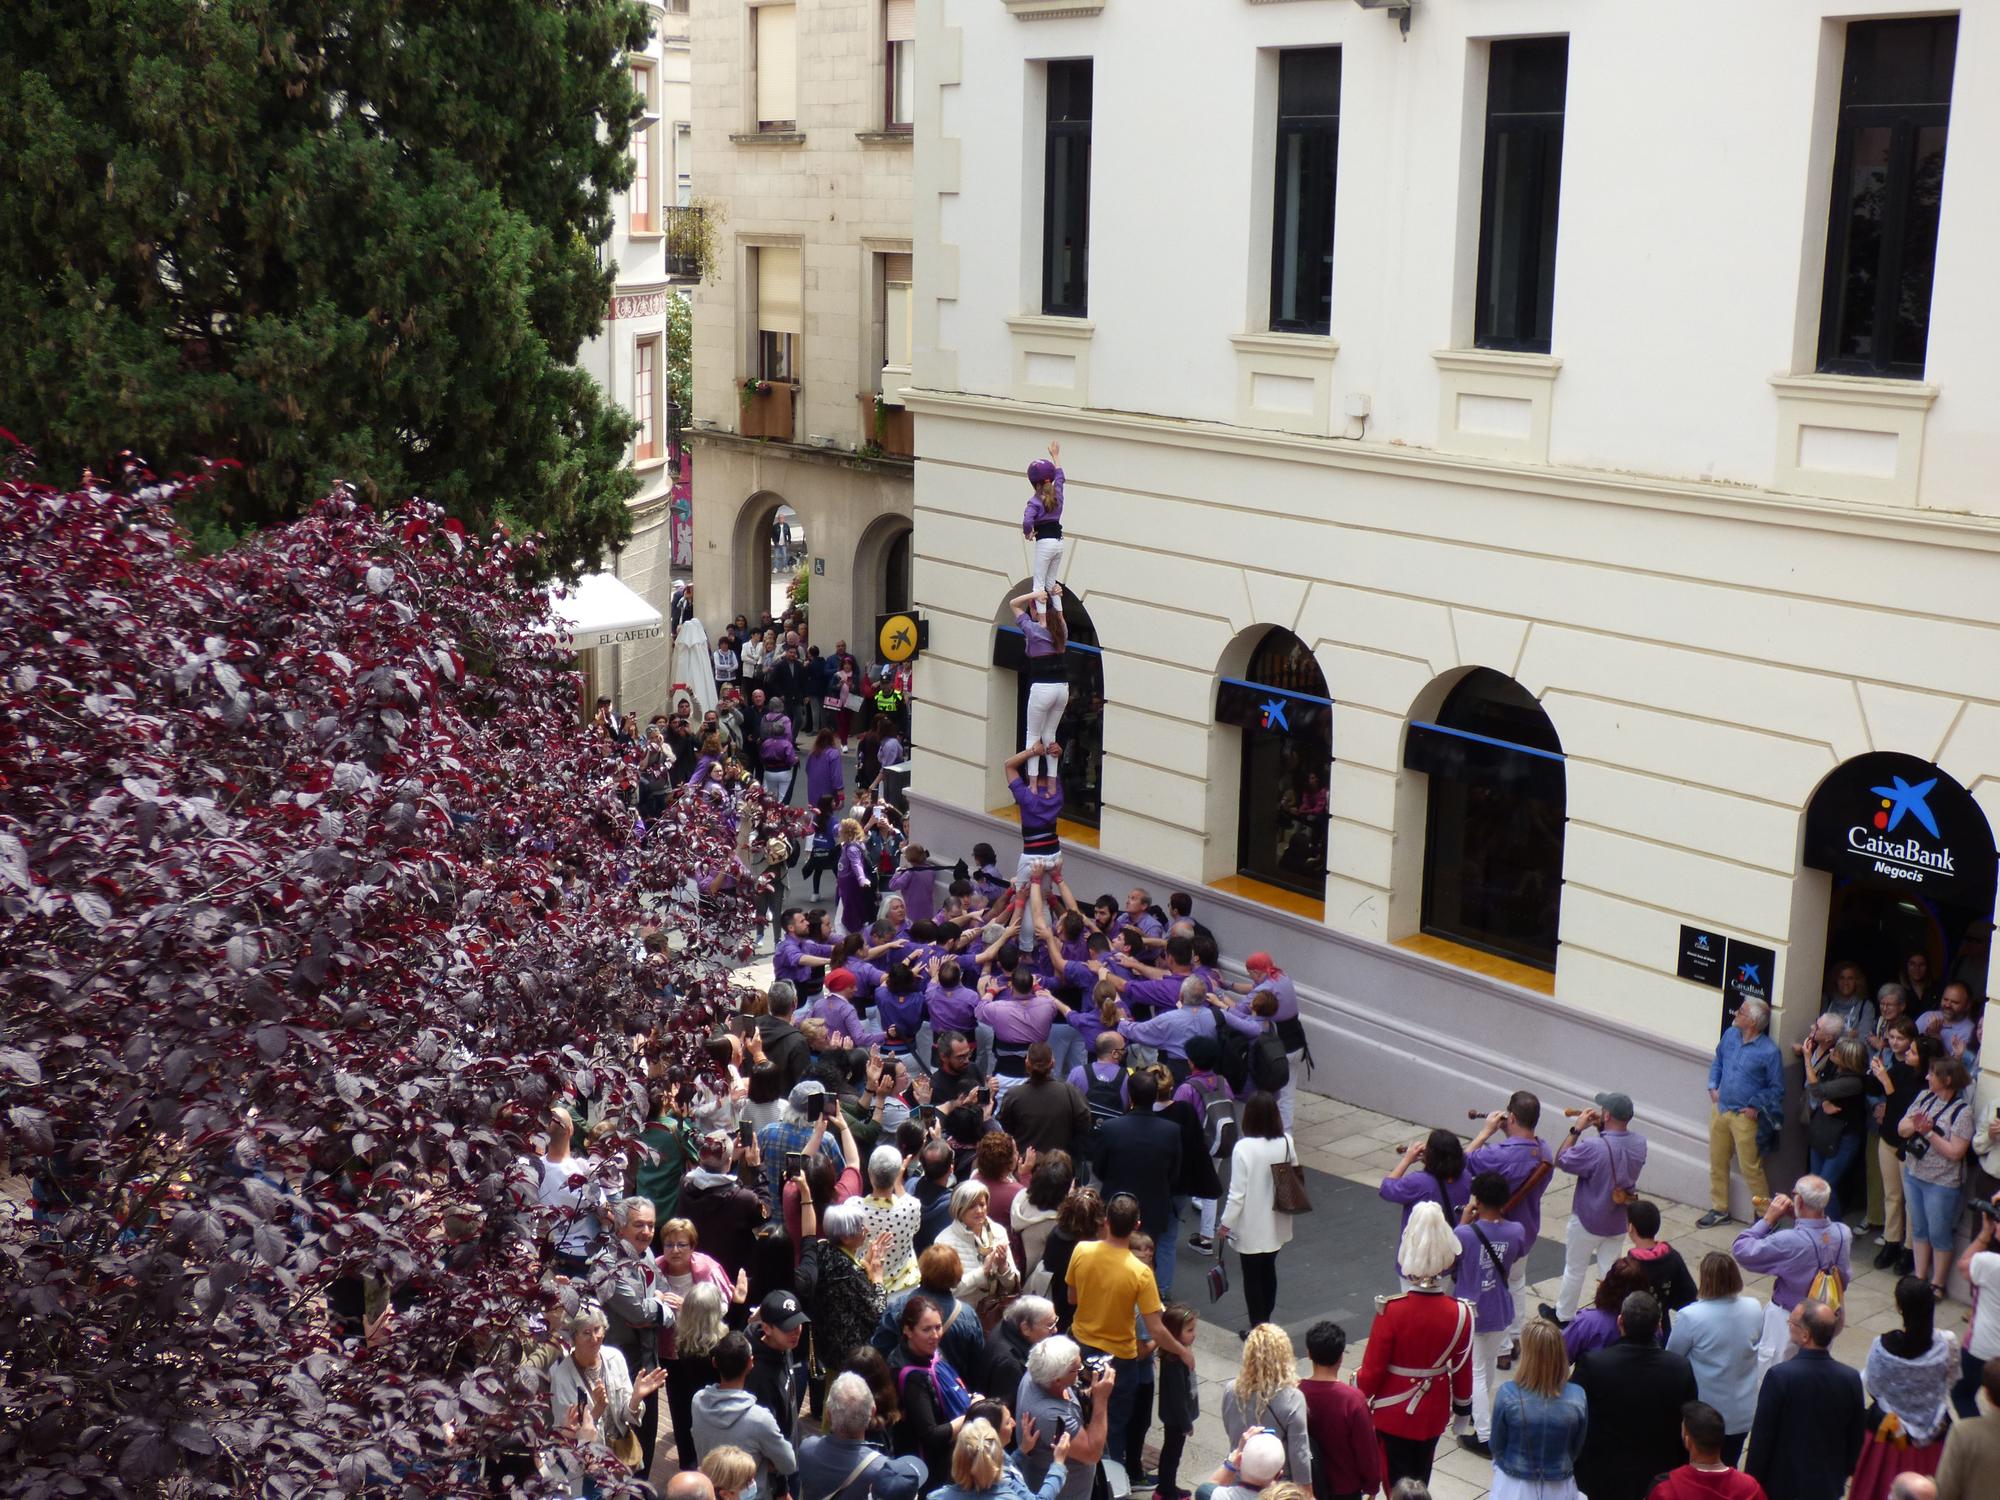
[[1355, 1201, 1474, 1491]]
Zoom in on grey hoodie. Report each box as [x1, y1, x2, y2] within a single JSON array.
[[691, 1385, 797, 1498]]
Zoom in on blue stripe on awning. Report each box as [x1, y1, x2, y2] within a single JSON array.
[[1408, 719, 1565, 762], [995, 624, 1102, 657]]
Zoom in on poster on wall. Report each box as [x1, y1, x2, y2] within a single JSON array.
[[1719, 938, 1776, 1033], [1677, 925, 1726, 988]]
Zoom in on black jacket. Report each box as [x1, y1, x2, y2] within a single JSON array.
[[1746, 1347, 1865, 1500], [759, 1016, 811, 1093], [746, 1322, 803, 1445], [1090, 1111, 1183, 1239], [680, 1166, 769, 1281], [1157, 1098, 1221, 1201], [1572, 1336, 1700, 1500], [981, 1320, 1033, 1406]]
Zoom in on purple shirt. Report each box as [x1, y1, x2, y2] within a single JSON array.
[[1120, 973, 1188, 1020], [1380, 1170, 1474, 1239], [1017, 612, 1060, 658], [926, 982, 981, 1035], [1022, 469, 1065, 534], [805, 748, 843, 807], [837, 843, 870, 895], [1453, 1218, 1529, 1333], [1562, 1307, 1624, 1362], [1118, 1005, 1218, 1061], [1068, 1061, 1128, 1107], [1011, 776, 1064, 846], [890, 865, 937, 925], [1110, 912, 1163, 944], [875, 985, 926, 1043], [1174, 1070, 1235, 1114], [1250, 971, 1300, 1024], [1731, 1218, 1853, 1310], [977, 993, 1059, 1046], [1558, 1129, 1649, 1237], [810, 990, 882, 1046], [1465, 1134, 1554, 1248], [774, 934, 832, 986]]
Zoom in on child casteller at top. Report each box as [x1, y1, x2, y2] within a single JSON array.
[[1022, 439, 1065, 620]]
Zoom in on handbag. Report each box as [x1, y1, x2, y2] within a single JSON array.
[[1206, 1243, 1230, 1303], [1270, 1140, 1313, 1215], [609, 1425, 644, 1469]]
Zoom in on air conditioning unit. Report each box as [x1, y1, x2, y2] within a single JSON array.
[[1354, 0, 1414, 34]]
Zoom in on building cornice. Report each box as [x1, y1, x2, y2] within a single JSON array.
[[897, 386, 2000, 552], [688, 427, 915, 478]]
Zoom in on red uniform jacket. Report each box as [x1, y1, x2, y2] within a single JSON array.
[[1352, 1288, 1473, 1440]]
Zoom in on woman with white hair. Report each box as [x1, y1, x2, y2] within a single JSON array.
[[861, 1143, 925, 1293], [936, 1179, 1021, 1302], [1354, 1202, 1474, 1492], [798, 1199, 891, 1392], [549, 1303, 665, 1471]]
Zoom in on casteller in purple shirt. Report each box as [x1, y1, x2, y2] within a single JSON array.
[[1453, 1216, 1529, 1333], [1466, 1131, 1555, 1248]]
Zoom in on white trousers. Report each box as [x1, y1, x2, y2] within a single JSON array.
[[1024, 680, 1070, 778], [1554, 1215, 1624, 1322], [1031, 537, 1066, 602], [1276, 1048, 1305, 1130], [1505, 1259, 1530, 1345], [1014, 852, 1061, 891], [1470, 1328, 1507, 1440]]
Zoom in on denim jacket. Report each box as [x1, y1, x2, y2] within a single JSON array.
[[1488, 1381, 1588, 1482]]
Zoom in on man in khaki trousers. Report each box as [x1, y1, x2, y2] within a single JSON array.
[[1698, 998, 1785, 1228]]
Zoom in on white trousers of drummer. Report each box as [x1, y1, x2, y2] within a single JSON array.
[[1030, 538, 1066, 608], [1024, 681, 1070, 779]]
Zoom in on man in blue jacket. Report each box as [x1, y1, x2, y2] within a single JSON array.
[[1699, 997, 1785, 1228], [796, 1372, 927, 1500]]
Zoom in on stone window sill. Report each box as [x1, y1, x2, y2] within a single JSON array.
[[1768, 372, 1938, 507], [730, 131, 806, 146], [1006, 313, 1095, 341], [857, 130, 914, 145], [1002, 0, 1106, 17]]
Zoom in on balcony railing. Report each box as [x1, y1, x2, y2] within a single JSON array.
[[664, 205, 703, 281]]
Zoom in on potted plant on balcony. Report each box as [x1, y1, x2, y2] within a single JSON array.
[[739, 376, 794, 441], [860, 391, 915, 458]]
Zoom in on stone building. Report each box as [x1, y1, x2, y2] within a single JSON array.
[[686, 0, 917, 659], [903, 0, 2000, 1206]]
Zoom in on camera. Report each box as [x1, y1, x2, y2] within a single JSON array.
[[1083, 1354, 1111, 1377], [1970, 1196, 2000, 1223]]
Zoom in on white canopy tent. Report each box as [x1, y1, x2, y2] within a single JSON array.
[[546, 571, 663, 650]]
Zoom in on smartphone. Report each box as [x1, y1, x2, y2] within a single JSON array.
[[822, 1092, 843, 1121], [737, 1121, 754, 1148], [920, 1104, 939, 1122], [784, 1152, 806, 1178], [729, 1013, 756, 1040]]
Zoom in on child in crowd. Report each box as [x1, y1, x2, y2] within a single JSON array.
[[1155, 1303, 1200, 1500], [1623, 1199, 1698, 1340], [1022, 440, 1065, 620]]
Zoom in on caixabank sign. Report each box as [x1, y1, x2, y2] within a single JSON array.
[[1803, 752, 1996, 904]]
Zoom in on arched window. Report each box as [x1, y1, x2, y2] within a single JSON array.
[[991, 588, 1105, 827], [1404, 669, 1565, 970], [1217, 628, 1332, 896]]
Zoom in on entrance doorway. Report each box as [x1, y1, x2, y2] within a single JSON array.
[[769, 504, 803, 619], [1804, 752, 1997, 1009]]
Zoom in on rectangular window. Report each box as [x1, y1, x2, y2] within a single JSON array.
[[885, 0, 915, 130], [882, 251, 913, 374], [1270, 47, 1340, 335], [631, 63, 657, 231], [755, 3, 798, 130], [1042, 60, 1093, 318], [1817, 16, 1956, 379], [1474, 36, 1568, 353], [755, 246, 801, 381], [675, 123, 692, 207], [634, 338, 659, 460]]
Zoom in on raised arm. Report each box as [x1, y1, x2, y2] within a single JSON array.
[[1003, 743, 1040, 779]]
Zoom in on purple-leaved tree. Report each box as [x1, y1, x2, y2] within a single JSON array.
[[0, 445, 806, 1496]]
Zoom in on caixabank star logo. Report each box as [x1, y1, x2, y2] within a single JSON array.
[[1849, 774, 1955, 884]]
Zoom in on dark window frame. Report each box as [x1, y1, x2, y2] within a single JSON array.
[[1815, 16, 1957, 379], [1233, 628, 1332, 898], [1042, 60, 1093, 319], [1269, 47, 1341, 336], [1473, 36, 1568, 354], [994, 602, 1105, 829], [1412, 669, 1566, 972]]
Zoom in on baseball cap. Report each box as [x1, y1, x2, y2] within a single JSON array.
[[1593, 1091, 1635, 1122], [758, 1290, 809, 1331], [789, 1080, 827, 1113], [1028, 458, 1057, 486], [825, 968, 857, 994]]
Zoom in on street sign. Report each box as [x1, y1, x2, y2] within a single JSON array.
[[1677, 925, 1725, 988], [877, 611, 927, 663]]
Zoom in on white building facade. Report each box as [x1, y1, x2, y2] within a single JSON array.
[[686, 0, 918, 657], [577, 0, 698, 714], [905, 0, 2000, 1206]]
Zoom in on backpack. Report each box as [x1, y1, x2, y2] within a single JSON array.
[[1250, 1030, 1291, 1094], [1806, 1227, 1847, 1319], [1184, 1077, 1239, 1159], [1084, 1065, 1127, 1123]]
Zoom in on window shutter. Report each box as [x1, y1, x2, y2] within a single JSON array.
[[756, 4, 798, 124], [885, 0, 916, 44], [758, 246, 802, 336]]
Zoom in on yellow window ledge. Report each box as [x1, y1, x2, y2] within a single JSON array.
[[1394, 933, 1555, 995], [1208, 873, 1326, 922]]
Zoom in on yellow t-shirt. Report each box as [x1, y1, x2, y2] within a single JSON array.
[[1065, 1240, 1161, 1360]]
